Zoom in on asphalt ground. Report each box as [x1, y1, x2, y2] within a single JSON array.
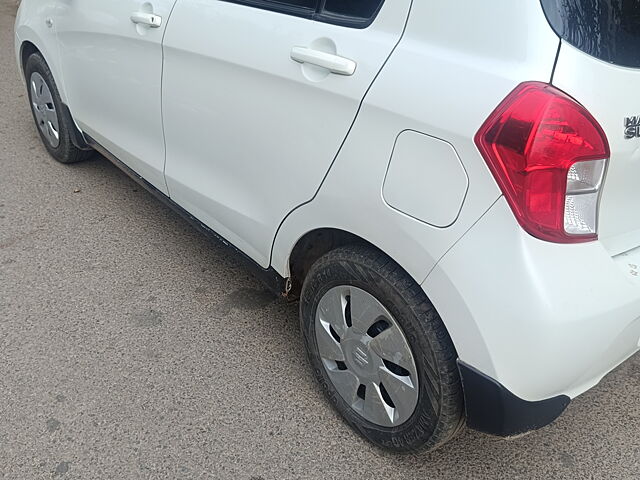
[[1, 1, 640, 478]]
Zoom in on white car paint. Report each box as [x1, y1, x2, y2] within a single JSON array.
[[14, 0, 64, 102], [425, 198, 640, 401], [160, 0, 411, 267], [14, 0, 640, 419], [382, 131, 469, 228], [271, 0, 559, 285], [54, 0, 178, 194]]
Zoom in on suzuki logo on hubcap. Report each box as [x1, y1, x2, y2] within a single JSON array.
[[353, 346, 370, 367]]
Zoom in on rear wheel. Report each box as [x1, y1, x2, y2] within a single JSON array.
[[300, 245, 465, 452], [24, 53, 93, 164]]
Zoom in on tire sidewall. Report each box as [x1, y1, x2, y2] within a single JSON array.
[[300, 249, 460, 452]]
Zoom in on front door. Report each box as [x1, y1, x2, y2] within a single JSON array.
[[55, 0, 178, 193]]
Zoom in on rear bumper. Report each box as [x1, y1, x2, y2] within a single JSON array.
[[458, 361, 570, 437], [423, 197, 640, 406]]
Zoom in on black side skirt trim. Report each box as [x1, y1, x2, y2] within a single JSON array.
[[458, 361, 570, 437], [84, 134, 289, 297]]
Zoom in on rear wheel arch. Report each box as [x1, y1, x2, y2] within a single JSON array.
[[288, 228, 382, 298], [287, 228, 431, 302]]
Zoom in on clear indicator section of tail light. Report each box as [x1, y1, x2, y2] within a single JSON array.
[[475, 82, 610, 244], [564, 159, 606, 235]]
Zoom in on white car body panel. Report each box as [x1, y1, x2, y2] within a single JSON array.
[[53, 0, 178, 194], [425, 198, 640, 401], [14, 0, 640, 431], [271, 0, 559, 282], [161, 0, 411, 267]]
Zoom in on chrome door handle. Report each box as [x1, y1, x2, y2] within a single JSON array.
[[131, 12, 162, 28], [290, 47, 356, 76]]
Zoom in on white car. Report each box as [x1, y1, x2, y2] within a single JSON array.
[[14, 0, 640, 452]]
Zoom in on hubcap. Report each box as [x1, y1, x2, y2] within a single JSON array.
[[315, 286, 419, 427], [30, 72, 60, 148]]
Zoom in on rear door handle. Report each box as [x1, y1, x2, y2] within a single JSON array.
[[131, 12, 162, 28], [290, 47, 356, 76]]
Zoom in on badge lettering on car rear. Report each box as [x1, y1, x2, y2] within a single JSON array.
[[625, 116, 640, 139]]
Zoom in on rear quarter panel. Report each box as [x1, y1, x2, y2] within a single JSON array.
[[271, 0, 560, 285]]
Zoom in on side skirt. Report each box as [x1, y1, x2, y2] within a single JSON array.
[[84, 134, 289, 298]]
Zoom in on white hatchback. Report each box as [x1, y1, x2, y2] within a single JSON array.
[[15, 0, 640, 452]]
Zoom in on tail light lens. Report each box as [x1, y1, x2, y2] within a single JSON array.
[[475, 82, 610, 243]]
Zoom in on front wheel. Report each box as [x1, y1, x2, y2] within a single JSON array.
[[24, 52, 93, 164], [300, 245, 465, 452]]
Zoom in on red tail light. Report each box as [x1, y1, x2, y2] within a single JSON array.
[[475, 82, 610, 243]]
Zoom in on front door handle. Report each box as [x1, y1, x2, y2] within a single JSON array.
[[131, 12, 162, 28], [290, 47, 356, 76]]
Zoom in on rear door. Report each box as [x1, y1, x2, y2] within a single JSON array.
[[55, 0, 178, 194], [161, 0, 412, 267], [544, 0, 640, 254]]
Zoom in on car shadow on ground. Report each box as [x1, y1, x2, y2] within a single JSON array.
[[63, 152, 640, 479]]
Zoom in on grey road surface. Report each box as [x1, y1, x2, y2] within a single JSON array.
[[1, 1, 640, 478]]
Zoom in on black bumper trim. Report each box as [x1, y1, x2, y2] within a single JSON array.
[[458, 361, 570, 437]]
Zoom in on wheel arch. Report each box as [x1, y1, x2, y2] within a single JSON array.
[[19, 40, 40, 78], [285, 227, 434, 305], [287, 228, 377, 298], [15, 26, 69, 105], [275, 217, 487, 378]]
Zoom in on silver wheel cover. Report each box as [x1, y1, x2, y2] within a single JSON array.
[[30, 72, 60, 148], [315, 286, 420, 427]]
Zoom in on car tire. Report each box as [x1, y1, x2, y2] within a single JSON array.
[[300, 245, 465, 452], [24, 53, 93, 164]]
